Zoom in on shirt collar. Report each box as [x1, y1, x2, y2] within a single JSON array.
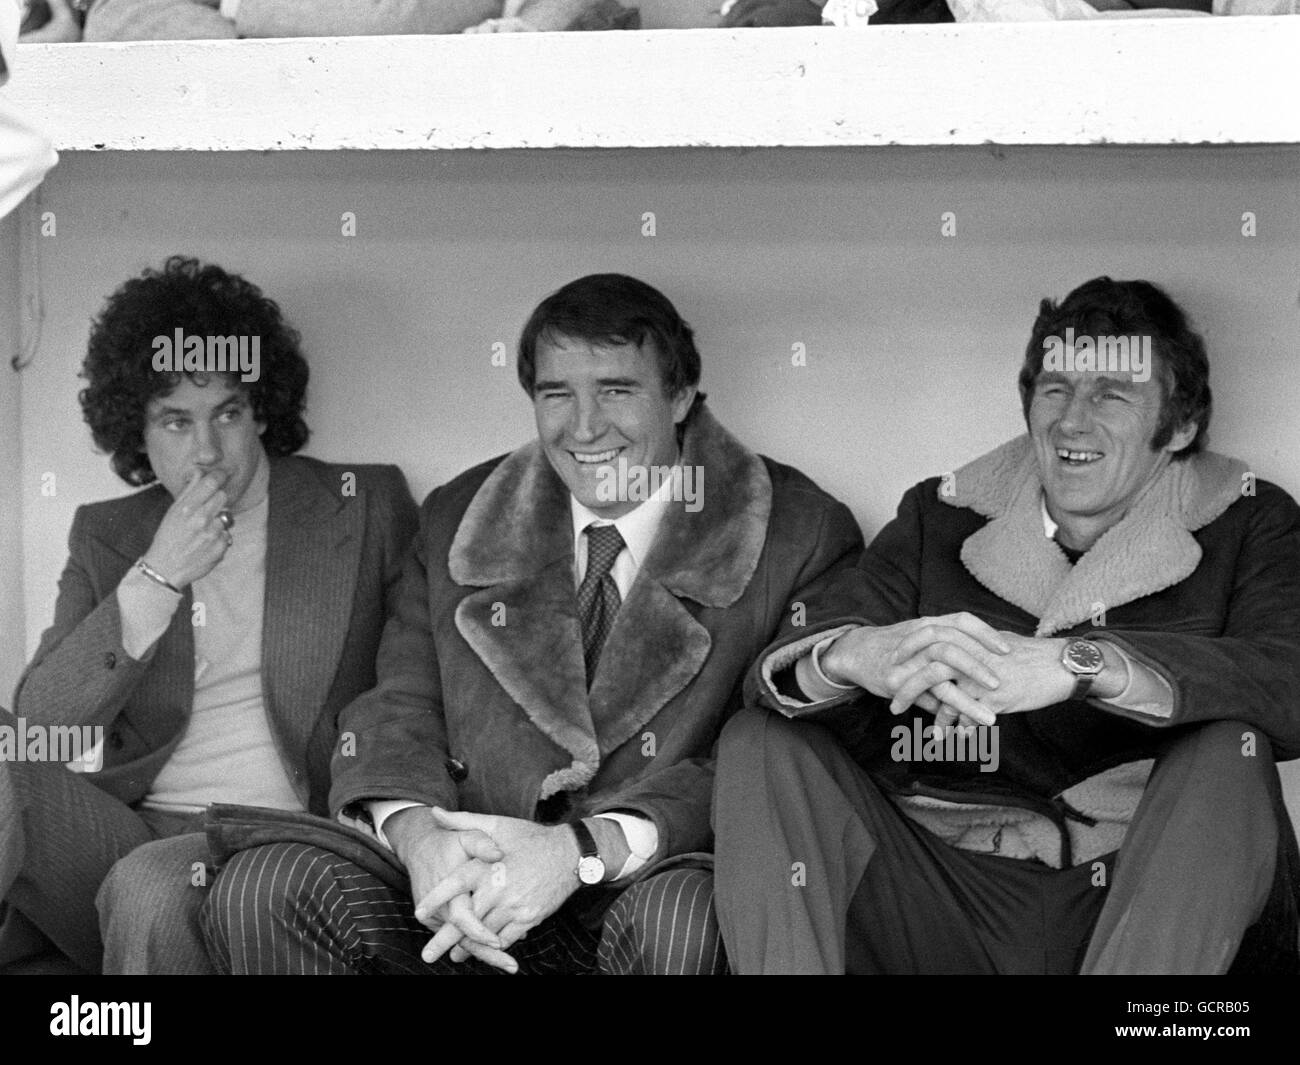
[[1040, 492, 1058, 540], [569, 464, 678, 570]]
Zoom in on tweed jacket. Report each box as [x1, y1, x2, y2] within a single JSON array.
[[751, 436, 1300, 866], [12, 455, 417, 816], [330, 405, 864, 864]]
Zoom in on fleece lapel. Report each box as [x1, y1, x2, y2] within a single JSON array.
[[946, 436, 1247, 636], [262, 457, 364, 771], [588, 407, 771, 758], [449, 406, 772, 796], [450, 443, 599, 798]]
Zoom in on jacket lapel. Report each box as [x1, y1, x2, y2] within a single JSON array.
[[451, 442, 599, 798], [262, 456, 364, 772], [588, 408, 771, 757], [450, 406, 772, 797], [94, 486, 173, 567], [946, 436, 1248, 636]]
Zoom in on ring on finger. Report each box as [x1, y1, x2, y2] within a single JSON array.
[[217, 510, 234, 531]]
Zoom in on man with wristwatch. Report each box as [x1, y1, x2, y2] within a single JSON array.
[[713, 276, 1300, 974], [201, 274, 863, 975]]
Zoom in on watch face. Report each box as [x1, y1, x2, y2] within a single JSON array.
[[577, 855, 605, 885], [1065, 640, 1105, 674]]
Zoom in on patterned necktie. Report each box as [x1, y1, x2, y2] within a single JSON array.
[[578, 523, 625, 687]]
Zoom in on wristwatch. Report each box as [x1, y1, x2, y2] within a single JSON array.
[[1061, 638, 1106, 700], [571, 819, 606, 885]]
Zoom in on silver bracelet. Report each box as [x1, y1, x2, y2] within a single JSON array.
[[134, 557, 180, 594]]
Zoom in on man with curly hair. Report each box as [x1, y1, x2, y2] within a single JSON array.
[[0, 256, 419, 974]]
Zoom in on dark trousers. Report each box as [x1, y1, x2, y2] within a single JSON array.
[[712, 708, 1298, 975], [0, 707, 211, 974], [200, 842, 728, 975]]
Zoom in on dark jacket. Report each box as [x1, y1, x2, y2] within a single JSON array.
[[750, 436, 1300, 855], [330, 405, 864, 865]]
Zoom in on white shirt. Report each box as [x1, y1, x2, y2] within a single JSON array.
[[569, 480, 674, 598]]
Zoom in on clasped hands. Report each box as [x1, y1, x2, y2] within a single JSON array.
[[818, 613, 1079, 729], [386, 806, 582, 975]]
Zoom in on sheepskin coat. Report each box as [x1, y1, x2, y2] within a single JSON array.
[[752, 435, 1300, 868], [330, 405, 863, 866]]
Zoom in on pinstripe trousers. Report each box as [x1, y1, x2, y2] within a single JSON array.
[[201, 842, 728, 975]]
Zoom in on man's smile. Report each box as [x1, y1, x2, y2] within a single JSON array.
[[1055, 447, 1103, 467], [570, 447, 625, 465]]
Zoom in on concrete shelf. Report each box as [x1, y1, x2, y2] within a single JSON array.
[[5, 19, 1299, 151]]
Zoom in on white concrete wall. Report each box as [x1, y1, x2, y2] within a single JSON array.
[[9, 22, 1300, 150], [6, 143, 1300, 815]]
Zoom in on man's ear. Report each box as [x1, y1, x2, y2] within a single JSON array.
[[671, 385, 698, 424], [1164, 421, 1197, 456]]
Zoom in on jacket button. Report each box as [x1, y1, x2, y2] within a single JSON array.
[[108, 730, 124, 751], [103, 652, 117, 669], [444, 758, 468, 782]]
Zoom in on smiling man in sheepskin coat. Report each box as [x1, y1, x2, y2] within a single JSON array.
[[714, 276, 1300, 975], [199, 273, 863, 975]]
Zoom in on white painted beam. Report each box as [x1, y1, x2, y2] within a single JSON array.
[[4, 20, 1299, 151]]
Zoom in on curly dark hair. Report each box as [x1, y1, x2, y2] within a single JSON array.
[[1018, 276, 1212, 460], [80, 256, 310, 485]]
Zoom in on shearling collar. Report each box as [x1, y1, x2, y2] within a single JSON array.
[[941, 436, 1247, 636], [450, 404, 771, 606], [448, 404, 772, 799]]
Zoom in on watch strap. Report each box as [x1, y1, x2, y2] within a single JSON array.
[[1062, 639, 1104, 701], [571, 819, 606, 885], [571, 818, 599, 860]]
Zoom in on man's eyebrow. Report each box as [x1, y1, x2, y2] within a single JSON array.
[[1035, 371, 1141, 391], [147, 403, 194, 418], [1092, 375, 1141, 391], [148, 393, 247, 418], [533, 376, 644, 391]]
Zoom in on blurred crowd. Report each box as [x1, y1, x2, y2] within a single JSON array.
[[15, 0, 1300, 43]]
